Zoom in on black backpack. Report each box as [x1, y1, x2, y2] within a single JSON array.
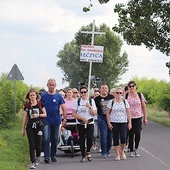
[[77, 98, 92, 106], [110, 99, 126, 112]]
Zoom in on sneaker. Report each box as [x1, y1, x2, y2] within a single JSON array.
[[107, 153, 111, 157], [98, 148, 102, 153], [35, 157, 40, 165], [124, 148, 130, 152], [129, 152, 134, 157], [101, 154, 107, 158], [134, 149, 140, 157], [80, 157, 86, 163], [92, 145, 97, 150], [44, 158, 50, 163], [29, 163, 36, 169], [51, 157, 57, 162]]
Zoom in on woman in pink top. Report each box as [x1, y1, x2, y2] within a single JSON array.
[[64, 88, 76, 122], [126, 80, 148, 157]]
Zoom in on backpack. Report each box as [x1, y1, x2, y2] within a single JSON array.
[[25, 101, 44, 126], [25, 101, 42, 110], [125, 92, 142, 104], [77, 98, 92, 106]]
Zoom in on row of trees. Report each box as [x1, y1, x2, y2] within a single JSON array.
[[0, 72, 170, 129]]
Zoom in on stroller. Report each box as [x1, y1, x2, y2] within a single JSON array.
[[58, 122, 80, 158]]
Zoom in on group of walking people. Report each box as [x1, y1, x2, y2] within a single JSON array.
[[21, 79, 147, 169]]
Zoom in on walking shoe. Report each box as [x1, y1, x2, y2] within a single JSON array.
[[51, 157, 57, 162], [134, 149, 140, 157], [80, 157, 86, 163], [129, 152, 134, 157], [44, 158, 50, 163], [124, 148, 130, 152], [107, 153, 111, 157], [101, 154, 107, 158], [29, 163, 36, 169], [92, 145, 97, 150], [35, 157, 40, 165]]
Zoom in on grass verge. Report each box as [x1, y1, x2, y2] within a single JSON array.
[[147, 106, 170, 127], [0, 113, 29, 170]]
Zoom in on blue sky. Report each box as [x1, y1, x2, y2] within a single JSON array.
[[0, 0, 169, 90]]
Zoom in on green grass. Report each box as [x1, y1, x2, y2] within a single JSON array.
[[0, 113, 29, 170], [147, 106, 170, 127]]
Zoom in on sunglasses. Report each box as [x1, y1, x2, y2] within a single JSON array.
[[73, 92, 78, 93], [80, 91, 87, 94], [115, 92, 123, 94], [129, 85, 135, 88]]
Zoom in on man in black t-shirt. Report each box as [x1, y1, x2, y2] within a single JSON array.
[[94, 84, 114, 158]]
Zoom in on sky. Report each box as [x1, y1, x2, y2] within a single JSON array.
[[0, 0, 169, 90]]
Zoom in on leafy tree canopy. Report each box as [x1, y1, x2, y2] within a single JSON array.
[[57, 23, 129, 88], [85, 0, 170, 56]]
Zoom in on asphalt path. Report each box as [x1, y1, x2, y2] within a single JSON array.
[[34, 121, 170, 170]]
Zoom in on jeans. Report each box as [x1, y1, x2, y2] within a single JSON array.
[[44, 125, 59, 159], [98, 115, 112, 155]]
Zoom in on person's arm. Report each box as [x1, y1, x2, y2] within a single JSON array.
[[142, 100, 148, 125], [106, 107, 113, 130], [60, 103, 67, 126], [72, 109, 88, 124], [126, 108, 132, 130], [86, 101, 97, 116], [39, 107, 47, 118], [21, 111, 28, 137]]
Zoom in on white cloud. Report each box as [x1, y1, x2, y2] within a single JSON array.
[[0, 0, 169, 91]]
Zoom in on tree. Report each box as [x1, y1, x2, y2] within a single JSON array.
[[57, 23, 129, 88], [85, 0, 170, 56], [0, 73, 29, 129], [113, 0, 170, 56]]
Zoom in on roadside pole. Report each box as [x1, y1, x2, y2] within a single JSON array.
[[6, 64, 24, 122]]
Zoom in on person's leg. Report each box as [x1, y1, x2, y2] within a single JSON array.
[[112, 123, 120, 160], [86, 124, 94, 153], [86, 124, 94, 161], [67, 136, 73, 145], [44, 125, 51, 162], [35, 127, 43, 158], [107, 127, 113, 156], [77, 124, 86, 158], [129, 119, 135, 157], [119, 123, 127, 160], [98, 116, 107, 157], [133, 118, 142, 157], [134, 117, 142, 150], [26, 127, 36, 164], [50, 125, 59, 160], [92, 120, 98, 150]]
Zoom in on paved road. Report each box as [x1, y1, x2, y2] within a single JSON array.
[[34, 121, 170, 170]]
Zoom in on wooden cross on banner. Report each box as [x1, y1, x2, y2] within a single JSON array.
[[81, 20, 105, 98]]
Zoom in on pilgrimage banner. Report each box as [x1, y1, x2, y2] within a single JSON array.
[[80, 45, 104, 63]]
